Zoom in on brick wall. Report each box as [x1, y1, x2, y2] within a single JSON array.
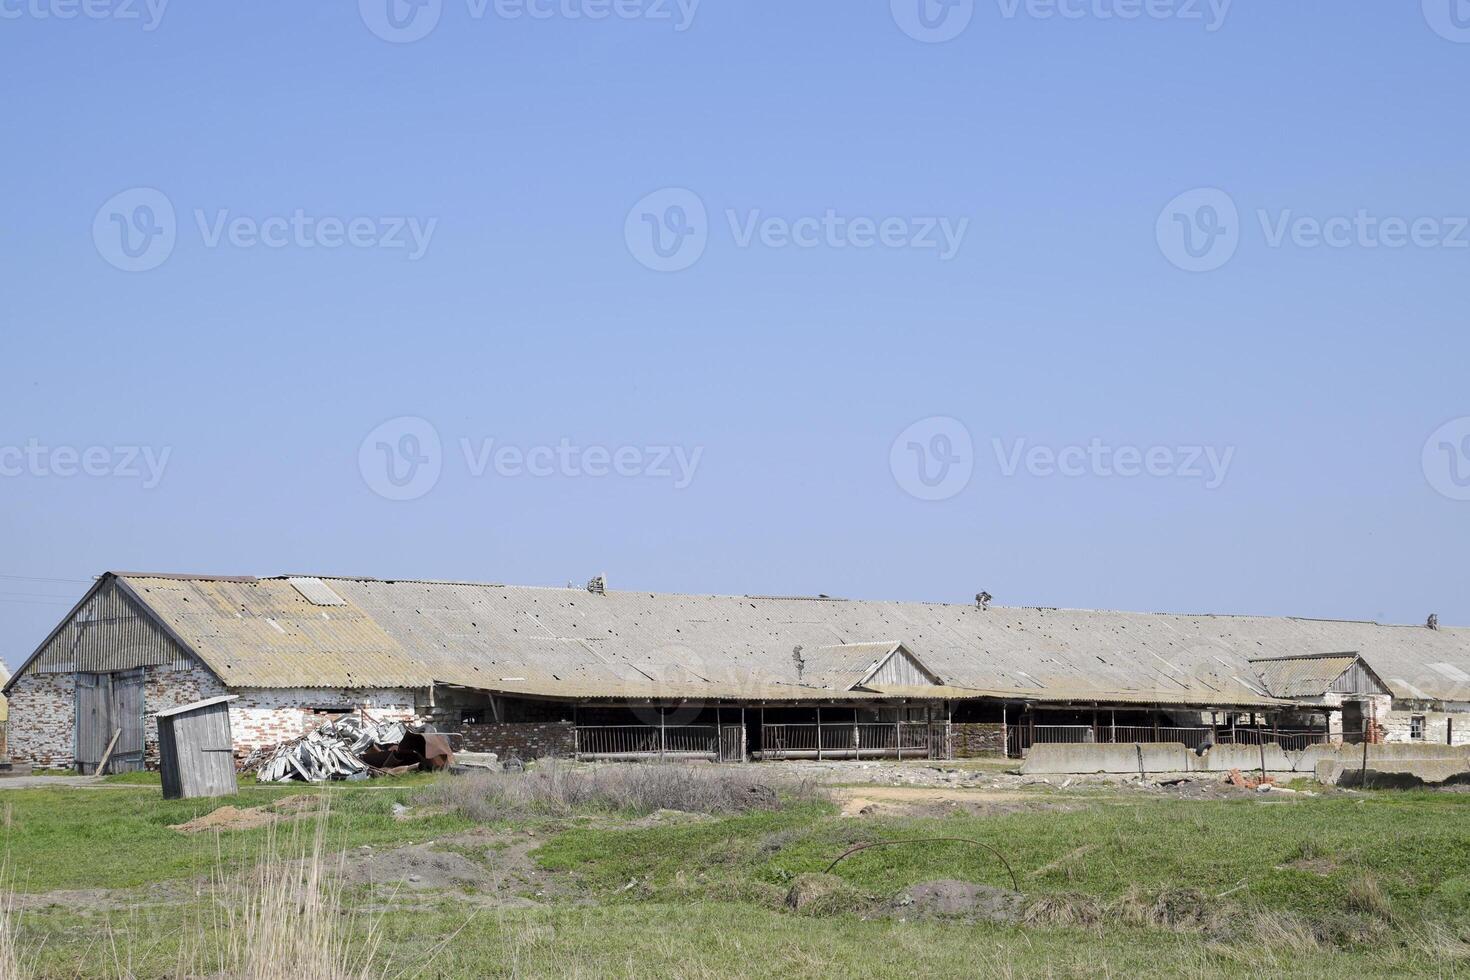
[[952, 722, 1007, 758], [459, 722, 575, 760], [7, 662, 424, 768], [7, 671, 75, 768], [226, 688, 424, 756]]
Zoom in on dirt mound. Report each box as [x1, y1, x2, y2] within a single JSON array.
[[784, 873, 868, 917], [888, 879, 1027, 923], [341, 843, 485, 890], [169, 805, 277, 833]]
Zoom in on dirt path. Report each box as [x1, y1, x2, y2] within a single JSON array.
[[833, 785, 1051, 818]]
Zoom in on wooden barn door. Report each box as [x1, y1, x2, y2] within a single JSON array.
[[74, 669, 146, 774]]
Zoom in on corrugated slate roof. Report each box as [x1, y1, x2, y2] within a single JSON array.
[[1250, 654, 1361, 699], [797, 642, 902, 690], [63, 572, 1460, 707]]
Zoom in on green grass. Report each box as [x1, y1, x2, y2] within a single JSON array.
[[0, 775, 464, 892], [9, 776, 1470, 976], [535, 791, 1470, 921]]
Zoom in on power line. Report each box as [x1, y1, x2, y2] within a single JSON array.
[[0, 574, 92, 585], [0, 590, 84, 601]]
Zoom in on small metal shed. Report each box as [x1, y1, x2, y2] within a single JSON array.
[[155, 695, 239, 799]]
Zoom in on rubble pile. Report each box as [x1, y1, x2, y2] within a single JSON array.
[[244, 716, 453, 783]]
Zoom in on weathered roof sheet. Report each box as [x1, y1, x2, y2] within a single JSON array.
[[24, 573, 1470, 706], [798, 642, 902, 690], [1250, 654, 1361, 699]]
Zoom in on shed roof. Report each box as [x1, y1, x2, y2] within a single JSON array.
[[10, 572, 1469, 707]]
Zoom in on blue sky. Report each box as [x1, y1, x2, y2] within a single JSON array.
[[2, 1, 1468, 670]]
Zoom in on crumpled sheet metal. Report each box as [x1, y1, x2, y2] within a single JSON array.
[[245, 716, 452, 783]]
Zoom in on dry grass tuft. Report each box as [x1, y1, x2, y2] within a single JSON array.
[[1022, 892, 1105, 928], [1344, 873, 1393, 920], [0, 868, 32, 980], [414, 761, 826, 821], [206, 814, 382, 980]]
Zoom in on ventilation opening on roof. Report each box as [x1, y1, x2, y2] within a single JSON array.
[[288, 577, 347, 607]]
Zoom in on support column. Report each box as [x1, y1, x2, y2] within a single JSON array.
[[816, 706, 823, 761]]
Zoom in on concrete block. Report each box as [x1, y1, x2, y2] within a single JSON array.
[[1021, 743, 1190, 776]]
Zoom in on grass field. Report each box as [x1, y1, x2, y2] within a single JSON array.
[[4, 764, 1470, 978]]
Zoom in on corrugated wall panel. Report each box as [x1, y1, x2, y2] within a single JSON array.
[[25, 579, 192, 677], [868, 649, 936, 688], [1330, 660, 1388, 696]]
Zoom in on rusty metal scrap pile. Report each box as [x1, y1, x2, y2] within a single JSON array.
[[244, 716, 452, 783]]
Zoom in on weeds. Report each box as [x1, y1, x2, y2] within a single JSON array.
[[1344, 873, 1393, 920], [413, 762, 826, 821]]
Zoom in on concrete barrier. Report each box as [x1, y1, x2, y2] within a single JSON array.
[[1020, 741, 1470, 780], [1021, 742, 1191, 775]]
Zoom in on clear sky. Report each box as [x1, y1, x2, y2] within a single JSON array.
[[2, 1, 1468, 671]]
